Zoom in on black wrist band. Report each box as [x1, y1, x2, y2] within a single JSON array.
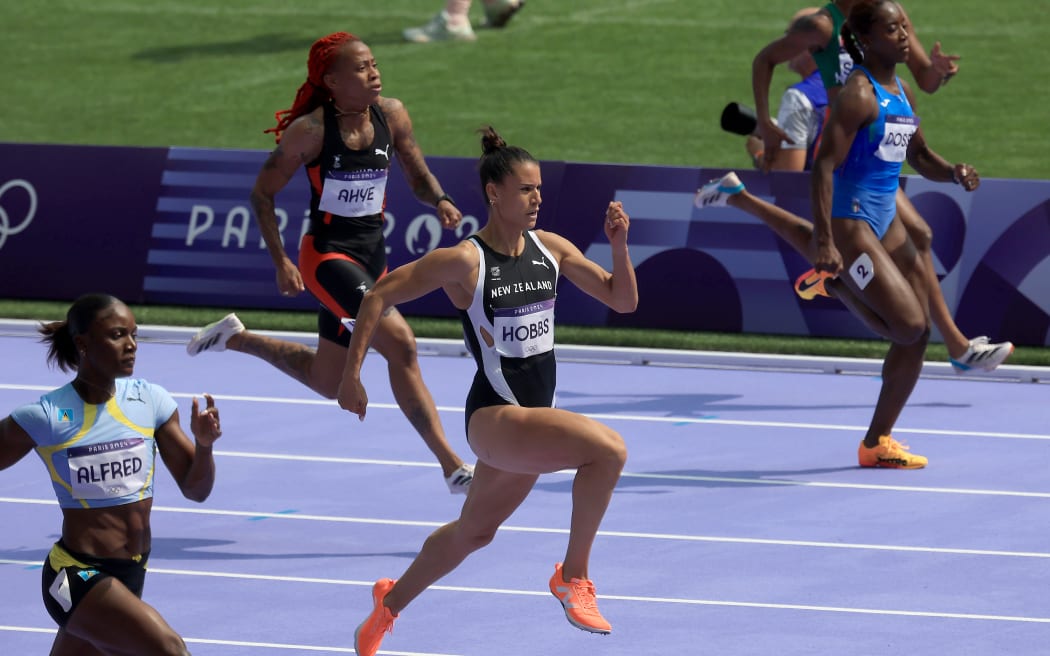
[[437, 193, 456, 208]]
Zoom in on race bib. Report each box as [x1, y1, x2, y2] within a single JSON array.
[[68, 438, 151, 500], [834, 47, 854, 86], [876, 114, 919, 163], [318, 169, 388, 217], [849, 252, 875, 291], [493, 299, 555, 358]]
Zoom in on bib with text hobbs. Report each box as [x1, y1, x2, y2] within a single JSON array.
[[318, 168, 388, 217], [875, 114, 919, 163], [494, 298, 555, 358], [67, 437, 150, 500]]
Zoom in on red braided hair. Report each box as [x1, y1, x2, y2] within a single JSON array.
[[265, 32, 359, 143]]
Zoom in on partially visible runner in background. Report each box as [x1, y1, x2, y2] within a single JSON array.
[[404, 0, 526, 43]]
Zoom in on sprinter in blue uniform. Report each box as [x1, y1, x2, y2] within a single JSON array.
[[697, 0, 999, 469], [747, 0, 1012, 373], [1, 293, 222, 655], [809, 0, 983, 468], [340, 127, 638, 656]]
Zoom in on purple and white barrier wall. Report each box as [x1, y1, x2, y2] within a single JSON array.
[[1, 142, 1046, 346]]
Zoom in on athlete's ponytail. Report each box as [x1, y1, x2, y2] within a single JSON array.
[[39, 293, 121, 372], [841, 23, 863, 65], [477, 126, 537, 205]]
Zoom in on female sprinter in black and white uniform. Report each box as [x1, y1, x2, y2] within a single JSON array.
[[337, 126, 638, 656], [460, 228, 559, 428]]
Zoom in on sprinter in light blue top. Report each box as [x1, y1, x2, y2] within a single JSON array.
[[0, 294, 222, 655], [12, 377, 177, 509], [810, 0, 983, 471], [830, 65, 918, 239]]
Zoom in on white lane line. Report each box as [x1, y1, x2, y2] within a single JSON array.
[[1, 500, 1046, 559], [204, 450, 1050, 498], [0, 624, 459, 655], [2, 383, 1045, 441], [2, 565, 1046, 625]]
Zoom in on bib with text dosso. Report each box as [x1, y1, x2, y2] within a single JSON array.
[[494, 299, 555, 358], [68, 438, 150, 500], [875, 115, 920, 163], [319, 168, 388, 217]]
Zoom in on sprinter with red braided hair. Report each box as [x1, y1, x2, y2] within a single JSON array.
[[187, 32, 476, 494], [265, 32, 359, 142]]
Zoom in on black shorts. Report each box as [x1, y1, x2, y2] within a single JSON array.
[[463, 358, 557, 439], [464, 371, 514, 437], [41, 541, 149, 627], [299, 233, 387, 348]]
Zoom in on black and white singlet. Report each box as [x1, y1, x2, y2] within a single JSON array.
[[460, 231, 560, 430]]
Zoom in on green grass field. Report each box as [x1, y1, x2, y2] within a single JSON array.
[[1, 0, 1047, 366], [3, 1, 1046, 178]]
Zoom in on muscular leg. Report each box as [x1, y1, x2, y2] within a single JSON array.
[[726, 190, 886, 329], [224, 331, 336, 395], [382, 462, 537, 613], [468, 405, 626, 581], [55, 577, 188, 656], [227, 322, 464, 478], [706, 177, 1009, 375], [50, 630, 106, 656], [730, 188, 971, 357], [831, 217, 930, 447], [895, 188, 971, 359], [381, 404, 626, 615], [369, 308, 465, 478], [562, 422, 625, 577], [728, 190, 814, 258]]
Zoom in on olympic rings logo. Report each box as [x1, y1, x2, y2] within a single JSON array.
[[0, 179, 38, 250]]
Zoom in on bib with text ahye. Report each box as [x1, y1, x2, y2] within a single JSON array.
[[318, 168, 388, 217]]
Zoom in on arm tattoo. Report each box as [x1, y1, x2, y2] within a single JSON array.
[[262, 147, 282, 171], [400, 136, 439, 202]]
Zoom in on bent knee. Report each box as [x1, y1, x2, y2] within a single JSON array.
[[313, 373, 341, 399], [595, 429, 628, 470], [892, 320, 930, 346], [169, 637, 191, 656], [385, 342, 419, 368], [898, 195, 933, 252], [145, 630, 190, 656], [455, 525, 499, 552], [906, 223, 933, 253], [376, 329, 420, 367]]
